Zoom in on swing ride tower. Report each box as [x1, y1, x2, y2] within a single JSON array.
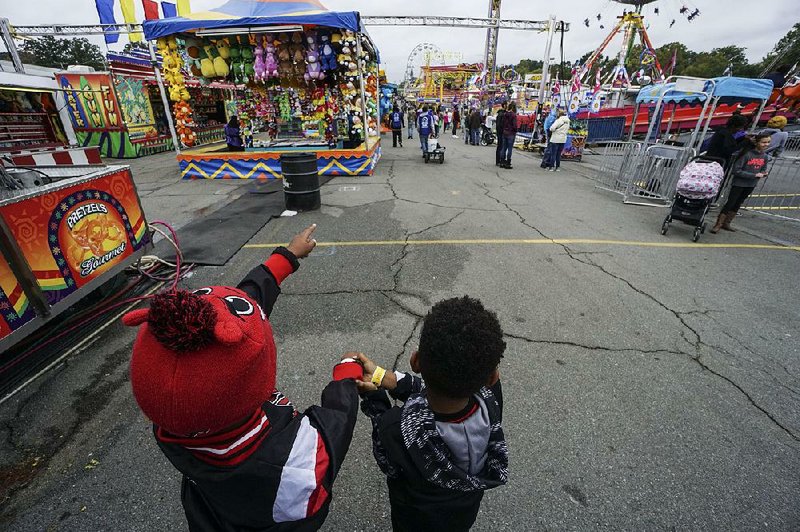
[[579, 0, 663, 82]]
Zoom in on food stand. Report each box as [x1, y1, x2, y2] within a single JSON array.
[[141, 0, 382, 179], [0, 63, 77, 152], [0, 165, 150, 351]]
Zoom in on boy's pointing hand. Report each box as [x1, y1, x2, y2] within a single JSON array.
[[287, 223, 317, 259]]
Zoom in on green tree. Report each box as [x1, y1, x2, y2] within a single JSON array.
[[514, 59, 544, 76], [19, 36, 105, 71], [760, 22, 800, 74]]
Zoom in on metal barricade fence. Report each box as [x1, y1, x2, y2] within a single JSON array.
[[623, 145, 695, 205], [585, 140, 642, 195], [740, 155, 800, 222], [783, 135, 800, 157]]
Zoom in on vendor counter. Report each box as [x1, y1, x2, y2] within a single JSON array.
[[0, 165, 150, 351], [177, 136, 381, 179]]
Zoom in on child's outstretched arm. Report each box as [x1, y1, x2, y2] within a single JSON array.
[[237, 224, 316, 317]]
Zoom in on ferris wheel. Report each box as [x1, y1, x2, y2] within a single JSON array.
[[404, 43, 444, 87]]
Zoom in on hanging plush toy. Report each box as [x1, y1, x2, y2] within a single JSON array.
[[290, 32, 306, 78], [277, 92, 291, 122], [319, 32, 337, 72], [216, 39, 231, 60], [240, 36, 254, 71], [205, 44, 229, 78], [305, 30, 323, 82], [158, 37, 189, 103], [264, 37, 279, 79], [254, 35, 266, 83]]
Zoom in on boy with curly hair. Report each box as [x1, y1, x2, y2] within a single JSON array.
[[353, 296, 508, 532]]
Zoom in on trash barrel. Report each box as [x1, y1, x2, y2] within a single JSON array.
[[280, 153, 320, 211]]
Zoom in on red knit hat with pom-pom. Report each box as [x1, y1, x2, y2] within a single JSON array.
[[124, 287, 276, 437]]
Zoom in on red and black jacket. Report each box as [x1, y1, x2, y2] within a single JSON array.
[[154, 249, 360, 531]]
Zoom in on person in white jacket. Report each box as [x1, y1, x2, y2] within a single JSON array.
[[547, 109, 570, 172]]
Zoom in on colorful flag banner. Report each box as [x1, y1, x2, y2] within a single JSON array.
[[94, 0, 119, 44], [142, 0, 160, 20], [120, 0, 143, 42], [593, 69, 602, 94], [570, 66, 581, 93], [161, 1, 177, 18], [176, 0, 191, 16], [667, 48, 678, 77]]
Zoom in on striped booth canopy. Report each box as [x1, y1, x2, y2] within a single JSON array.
[[142, 0, 363, 39]]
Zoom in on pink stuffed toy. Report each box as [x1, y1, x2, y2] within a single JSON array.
[[264, 36, 279, 79], [253, 35, 266, 82], [304, 30, 323, 82]]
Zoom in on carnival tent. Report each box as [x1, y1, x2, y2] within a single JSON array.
[[142, 0, 362, 39], [636, 77, 774, 106]]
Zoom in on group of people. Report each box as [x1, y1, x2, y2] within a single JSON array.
[[125, 224, 508, 531], [388, 99, 577, 173]]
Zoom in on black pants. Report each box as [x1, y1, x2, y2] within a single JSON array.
[[722, 185, 755, 214], [495, 134, 503, 163], [392, 129, 403, 147]]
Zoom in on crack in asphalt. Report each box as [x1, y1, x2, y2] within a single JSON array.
[[503, 332, 686, 357], [478, 172, 800, 443]]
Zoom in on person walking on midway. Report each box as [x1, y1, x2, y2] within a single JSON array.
[[499, 103, 517, 169], [407, 106, 416, 140], [710, 133, 772, 233], [417, 105, 435, 156], [224, 116, 244, 151], [547, 108, 570, 172], [452, 106, 460, 138], [495, 103, 507, 166], [469, 108, 482, 146], [390, 105, 405, 148]]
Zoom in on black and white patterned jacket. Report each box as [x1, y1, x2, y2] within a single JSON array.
[[361, 373, 508, 531]]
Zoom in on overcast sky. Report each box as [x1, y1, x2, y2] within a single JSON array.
[[4, 0, 798, 81]]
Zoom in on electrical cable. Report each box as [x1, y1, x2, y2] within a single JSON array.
[[0, 220, 190, 386]]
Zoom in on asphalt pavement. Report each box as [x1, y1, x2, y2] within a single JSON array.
[[1, 133, 799, 531]]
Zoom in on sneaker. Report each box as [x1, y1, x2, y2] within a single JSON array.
[[554, 168, 561, 172]]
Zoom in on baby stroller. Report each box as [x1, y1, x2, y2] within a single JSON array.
[[424, 137, 446, 164], [660, 156, 725, 242]]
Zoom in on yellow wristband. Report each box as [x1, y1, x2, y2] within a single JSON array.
[[371, 366, 387, 387]]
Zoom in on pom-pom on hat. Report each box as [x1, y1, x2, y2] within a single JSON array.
[[124, 287, 276, 437]]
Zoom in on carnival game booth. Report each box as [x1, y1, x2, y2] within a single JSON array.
[[594, 76, 773, 206], [142, 0, 382, 179], [108, 50, 238, 156]]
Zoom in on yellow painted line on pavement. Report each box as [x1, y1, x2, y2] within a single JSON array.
[[746, 206, 800, 211], [243, 238, 800, 252], [750, 193, 800, 198]]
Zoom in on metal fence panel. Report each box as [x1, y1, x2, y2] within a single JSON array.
[[740, 155, 800, 221], [783, 135, 800, 157], [623, 145, 695, 205], [586, 141, 642, 195]]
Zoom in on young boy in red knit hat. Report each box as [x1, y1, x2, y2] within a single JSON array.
[[352, 296, 508, 532], [124, 224, 364, 531]]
